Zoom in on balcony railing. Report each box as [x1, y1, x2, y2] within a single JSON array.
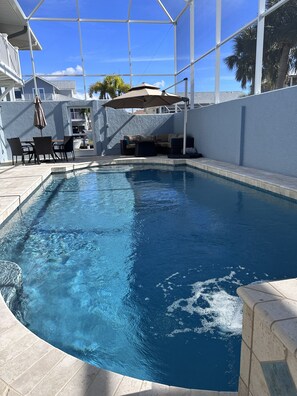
[[22, 93, 55, 101], [21, 93, 77, 101], [71, 110, 85, 120], [0, 34, 21, 79]]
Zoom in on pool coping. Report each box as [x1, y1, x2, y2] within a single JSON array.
[[1, 155, 297, 395]]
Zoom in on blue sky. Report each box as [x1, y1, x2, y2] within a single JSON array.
[[18, 0, 259, 97]]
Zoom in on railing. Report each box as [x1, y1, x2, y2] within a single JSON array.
[[70, 110, 85, 120], [0, 34, 21, 78], [23, 93, 55, 101], [22, 93, 76, 101], [160, 105, 184, 113]]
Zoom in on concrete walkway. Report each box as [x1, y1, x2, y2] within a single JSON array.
[[1, 155, 297, 395]]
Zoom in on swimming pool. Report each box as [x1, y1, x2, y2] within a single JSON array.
[[1, 165, 297, 391]]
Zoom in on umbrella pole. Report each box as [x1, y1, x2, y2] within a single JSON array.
[[182, 78, 188, 155]]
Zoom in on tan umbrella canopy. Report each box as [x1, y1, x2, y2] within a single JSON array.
[[34, 96, 47, 136], [103, 83, 185, 109], [104, 83, 189, 155]]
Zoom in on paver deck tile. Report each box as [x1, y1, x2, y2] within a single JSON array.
[[86, 369, 124, 396], [0, 324, 28, 352], [28, 355, 84, 396], [0, 305, 17, 334], [0, 339, 53, 384], [11, 348, 65, 395], [0, 196, 20, 225], [56, 363, 101, 396], [0, 332, 39, 367], [113, 375, 143, 395]]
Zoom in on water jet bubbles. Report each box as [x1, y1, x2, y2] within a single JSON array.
[[167, 272, 243, 337]]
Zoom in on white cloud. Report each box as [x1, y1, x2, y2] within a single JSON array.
[[73, 91, 93, 100], [153, 80, 165, 88], [51, 65, 83, 76]]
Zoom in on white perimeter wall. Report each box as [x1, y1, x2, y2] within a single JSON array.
[[174, 85, 297, 178]]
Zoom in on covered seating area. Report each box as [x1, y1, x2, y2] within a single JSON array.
[[120, 134, 195, 157]]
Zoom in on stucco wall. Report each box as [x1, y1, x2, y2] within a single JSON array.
[[176, 85, 297, 177], [102, 107, 174, 155], [2, 85, 297, 175], [0, 101, 66, 143], [0, 107, 7, 163], [0, 100, 174, 161]]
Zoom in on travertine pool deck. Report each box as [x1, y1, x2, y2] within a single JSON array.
[[1, 155, 297, 395]]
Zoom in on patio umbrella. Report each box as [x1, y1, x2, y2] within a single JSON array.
[[34, 96, 47, 136], [103, 83, 185, 109], [103, 83, 189, 154]]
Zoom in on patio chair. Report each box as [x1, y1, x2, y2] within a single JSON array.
[[33, 136, 56, 163], [53, 136, 75, 161], [7, 137, 36, 165]]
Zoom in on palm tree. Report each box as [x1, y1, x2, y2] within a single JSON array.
[[224, 0, 297, 92], [224, 27, 257, 94], [265, 0, 297, 89], [89, 75, 130, 98], [105, 75, 130, 97], [89, 80, 109, 99]]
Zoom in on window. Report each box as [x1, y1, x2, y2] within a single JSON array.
[[32, 88, 45, 100], [14, 89, 23, 100]]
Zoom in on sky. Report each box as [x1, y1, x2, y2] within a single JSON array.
[[18, 0, 259, 98]]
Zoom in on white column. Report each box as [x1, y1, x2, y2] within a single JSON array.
[[127, 0, 133, 86], [26, 0, 45, 99], [127, 22, 133, 86], [16, 47, 21, 78], [76, 0, 87, 100], [190, 0, 195, 109], [2, 35, 10, 69], [0, 85, 14, 101], [183, 78, 188, 155], [254, 0, 265, 95], [215, 0, 221, 104], [174, 23, 178, 112], [26, 21, 38, 98]]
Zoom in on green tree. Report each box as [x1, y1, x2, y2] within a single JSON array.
[[224, 0, 297, 93], [224, 27, 257, 94], [89, 75, 130, 99], [265, 0, 297, 89]]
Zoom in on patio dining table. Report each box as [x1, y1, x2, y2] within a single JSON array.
[[22, 139, 63, 144], [21, 138, 64, 162]]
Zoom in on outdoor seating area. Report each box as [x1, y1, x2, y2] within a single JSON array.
[[7, 136, 75, 164], [120, 134, 195, 156]]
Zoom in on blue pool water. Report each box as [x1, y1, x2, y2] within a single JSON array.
[[1, 165, 297, 391]]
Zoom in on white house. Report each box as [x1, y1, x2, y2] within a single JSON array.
[[16, 76, 78, 101], [0, 0, 41, 101]]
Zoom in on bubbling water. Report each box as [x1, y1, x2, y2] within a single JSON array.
[[166, 272, 243, 337]]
